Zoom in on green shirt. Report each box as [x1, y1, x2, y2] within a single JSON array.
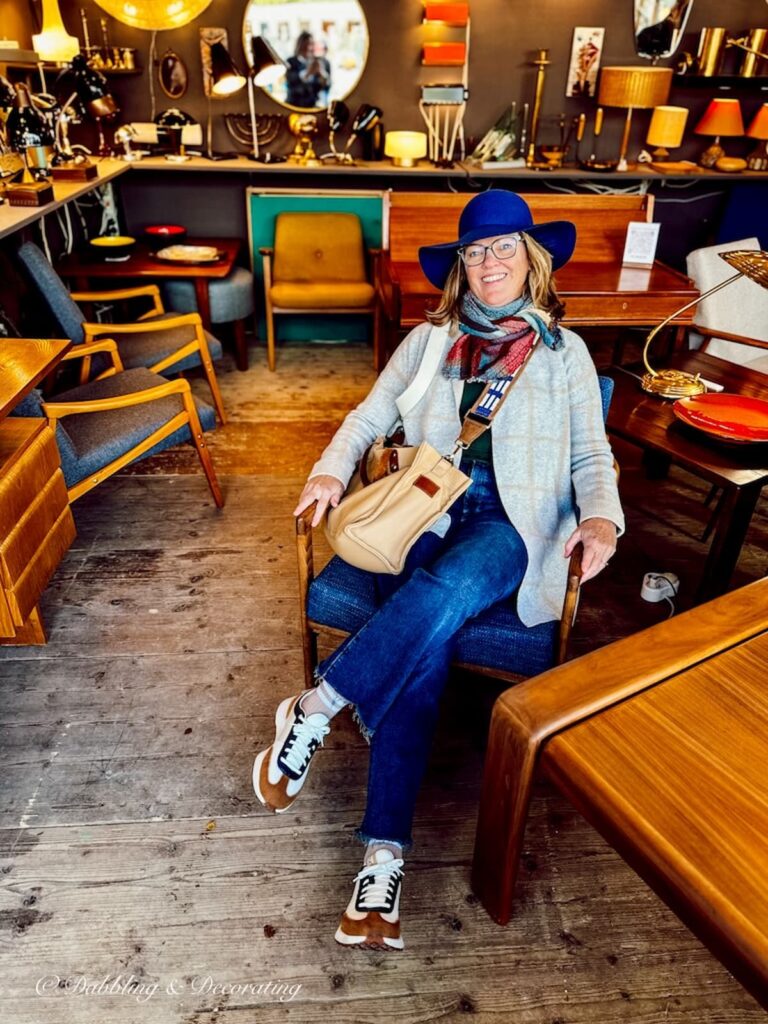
[[458, 381, 492, 464]]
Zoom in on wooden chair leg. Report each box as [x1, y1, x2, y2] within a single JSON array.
[[296, 505, 319, 688], [372, 304, 382, 372], [181, 388, 225, 508], [233, 318, 248, 371], [266, 308, 276, 372], [471, 700, 539, 925], [198, 351, 227, 426]]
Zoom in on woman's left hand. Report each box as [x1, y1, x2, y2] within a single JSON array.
[[563, 517, 617, 583]]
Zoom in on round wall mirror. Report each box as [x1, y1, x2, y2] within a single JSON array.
[[634, 0, 695, 60], [242, 0, 369, 112], [158, 49, 189, 99]]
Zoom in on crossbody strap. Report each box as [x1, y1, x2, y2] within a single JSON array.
[[451, 338, 539, 458], [395, 324, 450, 419]]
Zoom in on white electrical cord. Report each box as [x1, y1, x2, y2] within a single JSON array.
[[641, 572, 680, 618]]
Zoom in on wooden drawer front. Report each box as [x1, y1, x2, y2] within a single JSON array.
[[6, 505, 75, 626], [563, 294, 698, 326], [0, 425, 60, 539], [1, 469, 70, 586]]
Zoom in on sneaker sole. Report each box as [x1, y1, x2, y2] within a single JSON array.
[[252, 696, 300, 813], [334, 926, 404, 951]]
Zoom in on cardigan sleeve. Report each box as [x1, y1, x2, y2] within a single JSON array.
[[562, 331, 625, 535], [308, 322, 432, 487]]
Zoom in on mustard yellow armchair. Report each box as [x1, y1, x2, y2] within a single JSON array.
[[260, 211, 381, 372]]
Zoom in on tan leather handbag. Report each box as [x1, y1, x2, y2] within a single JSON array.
[[325, 340, 538, 574]]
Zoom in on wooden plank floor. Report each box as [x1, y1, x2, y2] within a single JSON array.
[[0, 340, 765, 1023]]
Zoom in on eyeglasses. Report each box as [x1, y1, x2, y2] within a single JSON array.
[[458, 235, 522, 267]]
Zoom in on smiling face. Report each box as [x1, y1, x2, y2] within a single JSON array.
[[463, 234, 530, 308]]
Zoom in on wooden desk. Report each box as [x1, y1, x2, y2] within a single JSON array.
[[0, 338, 75, 645], [388, 259, 698, 330], [57, 238, 241, 331], [607, 352, 768, 600], [472, 578, 768, 1009]]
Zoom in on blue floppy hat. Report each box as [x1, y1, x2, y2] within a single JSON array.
[[418, 189, 577, 291]]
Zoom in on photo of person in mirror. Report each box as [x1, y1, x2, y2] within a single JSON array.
[[286, 31, 331, 108], [636, 0, 689, 56]]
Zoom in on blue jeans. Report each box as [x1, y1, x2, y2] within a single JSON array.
[[316, 461, 528, 849]]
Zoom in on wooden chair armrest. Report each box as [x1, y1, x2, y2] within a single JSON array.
[[83, 312, 202, 336], [60, 338, 123, 368], [43, 377, 190, 418], [556, 542, 583, 666], [295, 501, 317, 538], [71, 284, 162, 305], [376, 252, 402, 324], [692, 323, 768, 352]]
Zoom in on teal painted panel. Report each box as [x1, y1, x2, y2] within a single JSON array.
[[248, 191, 384, 343]]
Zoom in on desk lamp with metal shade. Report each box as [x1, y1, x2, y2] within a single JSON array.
[[641, 250, 768, 398], [246, 36, 286, 163], [202, 40, 246, 160]]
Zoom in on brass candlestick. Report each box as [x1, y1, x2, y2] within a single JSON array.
[[526, 49, 550, 168]]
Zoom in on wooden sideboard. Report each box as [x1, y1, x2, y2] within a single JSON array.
[[0, 339, 75, 645]]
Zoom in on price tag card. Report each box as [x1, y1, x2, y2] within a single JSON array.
[[622, 222, 661, 268]]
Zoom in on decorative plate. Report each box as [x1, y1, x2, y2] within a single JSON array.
[[673, 393, 768, 443], [154, 244, 222, 264]]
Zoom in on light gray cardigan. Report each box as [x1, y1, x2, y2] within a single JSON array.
[[310, 321, 624, 627]]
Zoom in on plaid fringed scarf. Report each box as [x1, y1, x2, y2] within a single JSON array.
[[442, 292, 563, 381]]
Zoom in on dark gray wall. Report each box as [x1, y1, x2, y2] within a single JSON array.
[[44, 0, 768, 160]]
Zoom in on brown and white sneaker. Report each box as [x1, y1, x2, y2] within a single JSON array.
[[252, 693, 330, 813], [334, 849, 405, 951]]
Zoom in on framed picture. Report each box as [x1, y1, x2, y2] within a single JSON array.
[[158, 49, 188, 99], [565, 27, 605, 98]]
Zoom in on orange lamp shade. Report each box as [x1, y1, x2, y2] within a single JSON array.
[[422, 42, 466, 65], [423, 3, 469, 25], [747, 103, 768, 141], [694, 98, 745, 137]]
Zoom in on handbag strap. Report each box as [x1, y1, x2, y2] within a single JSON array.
[[395, 324, 450, 419], [451, 338, 539, 457]]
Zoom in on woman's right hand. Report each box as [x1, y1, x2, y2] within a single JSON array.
[[293, 475, 346, 528]]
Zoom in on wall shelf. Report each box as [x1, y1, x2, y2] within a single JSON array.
[[673, 75, 768, 91]]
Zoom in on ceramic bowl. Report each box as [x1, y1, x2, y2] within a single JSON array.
[[89, 235, 136, 260], [144, 224, 187, 250]]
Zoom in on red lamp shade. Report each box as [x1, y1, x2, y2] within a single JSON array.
[[423, 3, 469, 25], [422, 41, 466, 65], [694, 98, 745, 137], [747, 103, 768, 141]]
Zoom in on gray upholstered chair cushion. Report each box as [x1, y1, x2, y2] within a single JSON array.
[[162, 266, 255, 323], [17, 240, 86, 344], [48, 367, 216, 486], [112, 313, 223, 373]]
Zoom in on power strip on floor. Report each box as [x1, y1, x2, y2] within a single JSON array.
[[641, 572, 680, 617]]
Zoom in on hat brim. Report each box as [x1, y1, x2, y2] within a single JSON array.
[[418, 220, 577, 291]]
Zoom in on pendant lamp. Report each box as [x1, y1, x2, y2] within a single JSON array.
[[33, 0, 80, 63], [92, 0, 213, 32]]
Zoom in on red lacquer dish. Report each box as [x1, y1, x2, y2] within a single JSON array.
[[673, 393, 768, 443]]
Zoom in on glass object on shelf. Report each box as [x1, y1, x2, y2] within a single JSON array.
[[242, 0, 368, 112]]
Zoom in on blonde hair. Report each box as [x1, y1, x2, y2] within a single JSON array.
[[426, 232, 566, 327]]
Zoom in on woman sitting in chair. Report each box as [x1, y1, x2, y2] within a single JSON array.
[[252, 189, 624, 951]]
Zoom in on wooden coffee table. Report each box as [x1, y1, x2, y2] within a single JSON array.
[[58, 238, 241, 331], [472, 578, 768, 1009], [606, 351, 768, 601]]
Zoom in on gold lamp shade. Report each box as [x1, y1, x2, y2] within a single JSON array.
[[598, 66, 673, 109], [641, 249, 768, 398], [598, 67, 673, 170], [647, 105, 689, 149], [93, 0, 213, 31]]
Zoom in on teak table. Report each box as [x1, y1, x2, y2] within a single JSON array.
[[606, 352, 768, 600], [472, 578, 768, 1010], [58, 238, 241, 331]]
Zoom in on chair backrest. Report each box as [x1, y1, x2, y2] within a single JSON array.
[[597, 375, 613, 423], [273, 212, 367, 284], [16, 241, 85, 345], [686, 237, 768, 369], [386, 192, 654, 265]]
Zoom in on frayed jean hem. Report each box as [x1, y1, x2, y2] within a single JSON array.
[[355, 828, 412, 852]]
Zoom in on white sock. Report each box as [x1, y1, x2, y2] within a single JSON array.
[[365, 840, 403, 866], [300, 679, 348, 719]]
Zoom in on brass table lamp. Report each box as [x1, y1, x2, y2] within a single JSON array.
[[641, 250, 768, 398], [598, 66, 672, 171]]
